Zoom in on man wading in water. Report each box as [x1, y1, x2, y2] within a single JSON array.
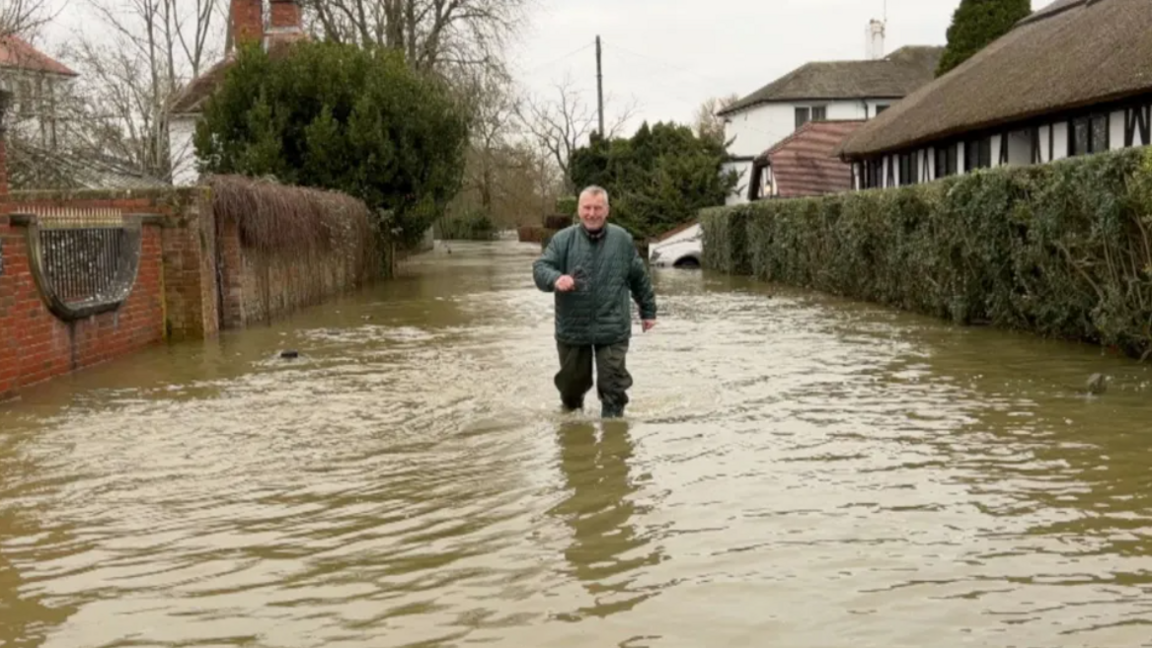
[[532, 185, 658, 418]]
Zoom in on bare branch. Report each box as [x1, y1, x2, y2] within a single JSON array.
[[298, 0, 531, 77], [0, 0, 58, 38]]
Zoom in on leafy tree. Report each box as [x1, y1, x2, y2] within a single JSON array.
[[936, 0, 1031, 77], [568, 122, 737, 240], [193, 41, 470, 250]]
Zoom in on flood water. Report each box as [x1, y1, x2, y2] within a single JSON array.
[[3, 239, 1152, 647]]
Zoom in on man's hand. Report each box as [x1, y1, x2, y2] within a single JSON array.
[[642, 319, 656, 332], [555, 275, 576, 292]]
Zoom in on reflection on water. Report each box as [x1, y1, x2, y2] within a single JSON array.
[[550, 419, 663, 621], [1, 240, 1152, 647]]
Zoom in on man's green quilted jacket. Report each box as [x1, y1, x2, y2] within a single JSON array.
[[533, 224, 657, 346]]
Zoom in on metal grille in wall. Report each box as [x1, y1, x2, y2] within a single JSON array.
[[11, 208, 144, 321]]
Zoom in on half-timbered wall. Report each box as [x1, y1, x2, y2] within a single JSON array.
[[850, 97, 1152, 191]]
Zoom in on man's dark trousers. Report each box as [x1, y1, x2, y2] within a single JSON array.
[[555, 340, 632, 418]]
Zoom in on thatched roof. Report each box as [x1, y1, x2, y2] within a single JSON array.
[[757, 120, 864, 198], [718, 46, 943, 117], [838, 0, 1152, 158]]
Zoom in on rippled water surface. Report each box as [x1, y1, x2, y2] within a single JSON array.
[[4, 240, 1152, 648]]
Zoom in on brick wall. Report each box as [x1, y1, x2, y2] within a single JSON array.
[[1, 180, 378, 401], [0, 189, 220, 400], [215, 211, 372, 328], [238, 248, 362, 325], [157, 188, 219, 340], [216, 211, 245, 329], [0, 212, 164, 400]]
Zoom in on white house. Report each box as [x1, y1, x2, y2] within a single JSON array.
[[837, 0, 1152, 189], [717, 22, 942, 205], [168, 0, 305, 186], [0, 36, 166, 190], [0, 35, 77, 150]]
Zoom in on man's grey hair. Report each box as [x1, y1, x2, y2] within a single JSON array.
[[580, 185, 610, 206]]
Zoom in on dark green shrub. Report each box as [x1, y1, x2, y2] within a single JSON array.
[[700, 147, 1152, 359]]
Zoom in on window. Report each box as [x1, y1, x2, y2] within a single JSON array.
[[795, 105, 828, 130], [1069, 113, 1109, 156], [965, 138, 992, 171], [795, 107, 809, 129], [875, 104, 889, 115], [898, 152, 917, 186], [935, 143, 958, 179], [860, 158, 883, 189], [17, 79, 31, 115]]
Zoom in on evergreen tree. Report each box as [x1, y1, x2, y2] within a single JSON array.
[[936, 0, 1031, 77], [194, 41, 470, 250], [568, 121, 738, 240]]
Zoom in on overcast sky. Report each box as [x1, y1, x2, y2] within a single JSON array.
[[40, 0, 1057, 136]]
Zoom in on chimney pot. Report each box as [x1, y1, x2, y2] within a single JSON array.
[[866, 19, 886, 60]]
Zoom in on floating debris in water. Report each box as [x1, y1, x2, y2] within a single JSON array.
[[280, 350, 300, 360], [1086, 373, 1108, 395]]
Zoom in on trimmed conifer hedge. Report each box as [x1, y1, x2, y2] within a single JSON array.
[[701, 147, 1152, 360]]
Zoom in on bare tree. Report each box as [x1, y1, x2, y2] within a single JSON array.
[[516, 72, 636, 192], [298, 0, 529, 75], [57, 0, 225, 179], [0, 0, 56, 38], [693, 93, 740, 145], [453, 67, 520, 214], [56, 39, 169, 173]]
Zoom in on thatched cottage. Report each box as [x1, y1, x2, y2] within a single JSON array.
[[837, 0, 1152, 189]]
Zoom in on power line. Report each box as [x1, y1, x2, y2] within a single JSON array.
[[516, 40, 596, 76], [600, 38, 734, 89], [600, 44, 814, 152]]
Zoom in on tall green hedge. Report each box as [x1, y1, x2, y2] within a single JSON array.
[[701, 147, 1152, 359]]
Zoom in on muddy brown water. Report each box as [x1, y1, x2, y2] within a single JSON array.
[[3, 240, 1152, 648]]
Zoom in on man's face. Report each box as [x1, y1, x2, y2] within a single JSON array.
[[578, 193, 609, 230]]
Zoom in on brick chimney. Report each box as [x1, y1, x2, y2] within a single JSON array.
[[270, 0, 301, 31], [230, 0, 264, 48], [267, 0, 304, 49], [0, 89, 10, 196]]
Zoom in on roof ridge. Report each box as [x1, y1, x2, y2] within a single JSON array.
[[0, 34, 78, 77]]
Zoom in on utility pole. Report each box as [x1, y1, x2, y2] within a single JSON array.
[[596, 35, 604, 138]]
